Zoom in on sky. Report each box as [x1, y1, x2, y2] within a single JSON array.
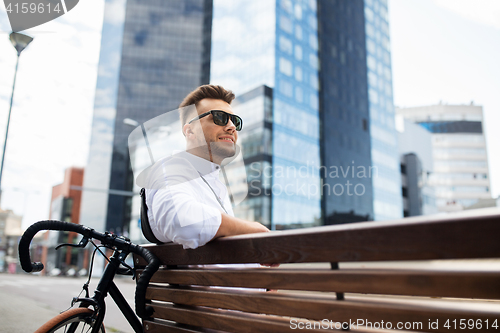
[[0, 0, 499, 230]]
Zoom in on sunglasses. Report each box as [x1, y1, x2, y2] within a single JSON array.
[[188, 110, 243, 131]]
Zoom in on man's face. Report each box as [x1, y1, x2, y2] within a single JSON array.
[[184, 98, 238, 160]]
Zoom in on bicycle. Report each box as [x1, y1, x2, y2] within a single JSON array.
[[18, 220, 160, 333]]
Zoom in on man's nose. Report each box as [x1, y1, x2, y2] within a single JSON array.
[[225, 119, 236, 131]]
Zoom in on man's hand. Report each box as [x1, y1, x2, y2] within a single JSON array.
[[261, 263, 280, 267]]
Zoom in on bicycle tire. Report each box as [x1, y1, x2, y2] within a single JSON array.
[[34, 307, 105, 333]]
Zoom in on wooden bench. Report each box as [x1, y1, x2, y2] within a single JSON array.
[[134, 208, 500, 332]]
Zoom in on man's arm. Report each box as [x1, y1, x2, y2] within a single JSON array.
[[215, 213, 279, 268], [213, 213, 269, 239]]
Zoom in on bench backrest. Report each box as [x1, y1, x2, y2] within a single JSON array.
[[134, 208, 500, 332]]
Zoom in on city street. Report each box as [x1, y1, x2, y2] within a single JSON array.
[[0, 273, 137, 333]]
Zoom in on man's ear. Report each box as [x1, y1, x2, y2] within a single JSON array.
[[183, 123, 193, 137]]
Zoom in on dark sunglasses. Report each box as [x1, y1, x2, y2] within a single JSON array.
[[188, 110, 243, 131]]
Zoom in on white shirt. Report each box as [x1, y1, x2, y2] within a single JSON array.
[[144, 151, 233, 249]]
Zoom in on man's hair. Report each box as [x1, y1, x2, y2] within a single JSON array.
[[179, 84, 235, 128]]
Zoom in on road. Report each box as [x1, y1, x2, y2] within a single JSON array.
[[0, 273, 137, 333]]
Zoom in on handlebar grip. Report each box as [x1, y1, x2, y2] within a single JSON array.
[[19, 220, 86, 273], [31, 262, 44, 272]]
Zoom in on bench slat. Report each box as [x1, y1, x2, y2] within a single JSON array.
[[149, 303, 319, 333], [148, 302, 399, 333], [146, 286, 500, 332], [144, 268, 500, 299], [143, 319, 226, 333], [136, 209, 500, 266]]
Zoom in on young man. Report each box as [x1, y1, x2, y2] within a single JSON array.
[[143, 85, 269, 249]]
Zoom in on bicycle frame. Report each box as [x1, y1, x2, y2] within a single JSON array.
[[78, 249, 142, 333]]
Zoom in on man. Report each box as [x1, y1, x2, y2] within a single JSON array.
[[143, 85, 269, 249]]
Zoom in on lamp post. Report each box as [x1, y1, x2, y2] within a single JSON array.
[[0, 32, 34, 204]]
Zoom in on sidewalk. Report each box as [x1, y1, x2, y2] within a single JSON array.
[[0, 273, 135, 332], [0, 289, 59, 333]]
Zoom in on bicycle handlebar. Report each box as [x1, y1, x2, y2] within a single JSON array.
[[18, 220, 160, 319]]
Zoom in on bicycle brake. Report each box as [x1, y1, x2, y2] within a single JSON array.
[[55, 236, 89, 250]]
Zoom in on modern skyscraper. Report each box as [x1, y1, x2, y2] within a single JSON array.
[[363, 0, 402, 221], [80, 0, 213, 234], [212, 0, 385, 228], [396, 103, 492, 212], [211, 0, 322, 229], [318, 0, 374, 224]]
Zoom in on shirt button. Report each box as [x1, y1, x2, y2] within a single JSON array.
[[216, 166, 219, 169]]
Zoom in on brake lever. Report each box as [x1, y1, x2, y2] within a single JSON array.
[[55, 236, 89, 250], [118, 251, 136, 279]]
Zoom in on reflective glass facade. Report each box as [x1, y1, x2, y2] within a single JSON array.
[[318, 0, 374, 224], [212, 0, 403, 228], [272, 0, 321, 229], [364, 0, 402, 220], [81, 0, 213, 237], [211, 0, 321, 230], [210, 0, 276, 95]]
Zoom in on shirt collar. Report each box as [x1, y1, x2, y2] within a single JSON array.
[[172, 150, 220, 176]]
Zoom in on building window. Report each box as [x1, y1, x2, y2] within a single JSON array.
[[369, 89, 379, 104], [279, 57, 293, 76], [294, 3, 302, 20], [279, 35, 293, 54], [295, 86, 303, 103], [295, 24, 303, 40], [295, 66, 303, 81], [280, 15, 293, 34], [309, 33, 318, 50], [295, 44, 303, 61], [310, 73, 319, 90], [279, 79, 293, 97], [309, 53, 319, 69], [281, 0, 292, 13]]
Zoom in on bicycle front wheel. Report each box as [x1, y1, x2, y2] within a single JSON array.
[[35, 307, 105, 333]]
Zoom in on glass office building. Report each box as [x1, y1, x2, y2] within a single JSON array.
[[317, 0, 374, 224], [212, 0, 393, 227], [211, 0, 322, 229], [363, 0, 402, 220], [80, 0, 213, 236]]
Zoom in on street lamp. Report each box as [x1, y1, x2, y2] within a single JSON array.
[[0, 32, 34, 203]]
